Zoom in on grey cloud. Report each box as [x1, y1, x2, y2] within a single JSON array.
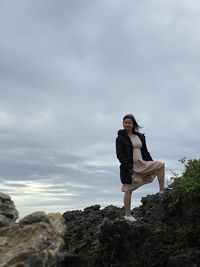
[[0, 0, 199, 216]]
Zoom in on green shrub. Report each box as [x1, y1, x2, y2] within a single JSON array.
[[171, 159, 200, 193]]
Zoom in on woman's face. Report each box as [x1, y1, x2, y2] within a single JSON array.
[[123, 118, 134, 131]]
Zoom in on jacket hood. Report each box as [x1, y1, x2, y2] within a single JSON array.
[[117, 129, 127, 136]]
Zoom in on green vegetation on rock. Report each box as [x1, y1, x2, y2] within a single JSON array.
[[171, 158, 200, 192]]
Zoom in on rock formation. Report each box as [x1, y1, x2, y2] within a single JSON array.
[[0, 193, 66, 267], [56, 189, 200, 267], [1, 186, 200, 267], [0, 192, 19, 227]]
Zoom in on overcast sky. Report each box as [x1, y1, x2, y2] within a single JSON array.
[[0, 0, 199, 218]]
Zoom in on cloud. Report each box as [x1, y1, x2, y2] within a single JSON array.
[[0, 0, 199, 217]]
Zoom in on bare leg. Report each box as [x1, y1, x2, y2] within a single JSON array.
[[157, 164, 165, 191], [124, 190, 133, 216]]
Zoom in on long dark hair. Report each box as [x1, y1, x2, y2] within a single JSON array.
[[123, 114, 142, 132]]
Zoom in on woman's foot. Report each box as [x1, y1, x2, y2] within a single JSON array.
[[124, 215, 137, 222]]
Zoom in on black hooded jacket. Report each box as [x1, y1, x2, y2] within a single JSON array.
[[115, 129, 153, 184]]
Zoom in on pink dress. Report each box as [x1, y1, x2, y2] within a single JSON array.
[[121, 135, 164, 192]]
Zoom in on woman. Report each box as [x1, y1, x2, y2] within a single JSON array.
[[115, 114, 165, 222]]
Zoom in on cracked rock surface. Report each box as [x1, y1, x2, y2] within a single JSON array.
[[56, 190, 200, 267], [0, 193, 66, 267]]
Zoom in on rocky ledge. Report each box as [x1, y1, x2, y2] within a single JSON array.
[[56, 189, 200, 267], [1, 188, 200, 267], [0, 192, 65, 267]]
